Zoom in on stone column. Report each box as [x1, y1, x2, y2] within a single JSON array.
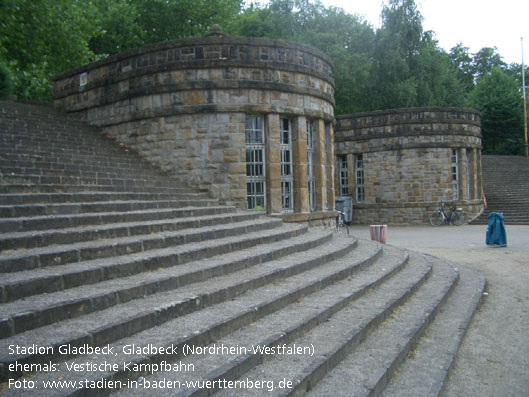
[[316, 119, 327, 211], [294, 116, 310, 213], [266, 114, 282, 214], [471, 148, 478, 199], [477, 150, 483, 200], [327, 123, 335, 210], [460, 148, 468, 200], [227, 114, 248, 208]]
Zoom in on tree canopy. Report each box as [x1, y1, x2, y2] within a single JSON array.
[[0, 0, 526, 154]]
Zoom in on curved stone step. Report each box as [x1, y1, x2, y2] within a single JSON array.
[[381, 257, 485, 397], [0, 212, 254, 252], [0, 198, 217, 218], [0, 205, 233, 235], [0, 183, 197, 195], [1, 173, 184, 190], [304, 252, 458, 396], [0, 217, 286, 301], [105, 243, 407, 397], [0, 191, 204, 206], [0, 224, 307, 338], [0, 231, 360, 382]]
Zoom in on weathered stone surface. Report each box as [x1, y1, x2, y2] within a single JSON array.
[[53, 33, 335, 211], [335, 108, 484, 224]]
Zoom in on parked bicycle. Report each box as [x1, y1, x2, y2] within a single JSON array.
[[429, 201, 466, 226], [336, 211, 349, 234]]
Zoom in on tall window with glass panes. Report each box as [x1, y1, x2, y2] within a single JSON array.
[[280, 118, 294, 212], [245, 116, 266, 210], [307, 120, 316, 211], [355, 154, 365, 203]]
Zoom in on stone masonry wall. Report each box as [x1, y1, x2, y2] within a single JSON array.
[[53, 30, 335, 209], [335, 108, 484, 224]]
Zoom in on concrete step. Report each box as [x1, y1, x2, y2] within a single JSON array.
[[0, 191, 205, 205], [0, 224, 314, 341], [0, 164, 177, 182], [381, 257, 485, 397], [0, 148, 158, 168], [480, 155, 529, 225], [0, 183, 196, 195], [0, 230, 358, 382], [0, 211, 253, 252], [305, 252, 456, 396], [0, 205, 232, 235], [0, 216, 283, 275], [1, 173, 182, 190], [0, 157, 174, 178], [0, 153, 166, 174], [0, 197, 216, 218]]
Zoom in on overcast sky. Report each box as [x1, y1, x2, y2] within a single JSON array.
[[320, 0, 528, 64]]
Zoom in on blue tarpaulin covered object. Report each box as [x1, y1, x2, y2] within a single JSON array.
[[486, 212, 507, 247]]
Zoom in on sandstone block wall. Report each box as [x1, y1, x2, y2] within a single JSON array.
[[53, 29, 335, 212], [335, 108, 484, 224]]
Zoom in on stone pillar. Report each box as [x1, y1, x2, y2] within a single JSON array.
[[460, 148, 468, 200], [316, 119, 327, 211], [294, 116, 310, 213], [327, 123, 335, 210], [266, 114, 282, 214], [471, 148, 478, 199], [228, 115, 247, 207], [477, 150, 483, 200]]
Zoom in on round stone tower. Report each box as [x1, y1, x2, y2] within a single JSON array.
[[334, 107, 484, 224], [53, 26, 336, 220]]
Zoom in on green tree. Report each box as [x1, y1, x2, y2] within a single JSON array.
[[369, 0, 464, 110], [449, 43, 475, 94], [0, 0, 102, 100], [231, 0, 376, 113], [89, 0, 145, 56], [467, 67, 524, 154], [134, 0, 242, 43], [472, 47, 505, 81]]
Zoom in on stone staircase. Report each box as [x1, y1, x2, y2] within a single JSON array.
[[0, 101, 484, 396], [472, 155, 529, 225]]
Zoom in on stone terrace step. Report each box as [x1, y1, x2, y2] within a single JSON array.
[[0, 198, 215, 218], [0, 151, 164, 173], [0, 229, 355, 381], [0, 205, 233, 235], [472, 155, 529, 225], [0, 183, 196, 195], [306, 252, 456, 396], [0, 216, 283, 275], [0, 236, 381, 392], [381, 257, 484, 397], [0, 211, 253, 252], [0, 146, 163, 166], [0, 164, 179, 182], [0, 191, 204, 206], [1, 173, 183, 190]]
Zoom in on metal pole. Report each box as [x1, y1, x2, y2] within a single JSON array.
[[522, 37, 528, 158]]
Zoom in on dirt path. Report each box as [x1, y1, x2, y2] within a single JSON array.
[[348, 225, 529, 396]]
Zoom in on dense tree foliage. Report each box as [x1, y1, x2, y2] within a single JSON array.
[[0, 0, 526, 154], [467, 67, 524, 155]]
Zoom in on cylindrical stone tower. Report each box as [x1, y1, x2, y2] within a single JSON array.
[[334, 107, 484, 224], [53, 26, 336, 221]]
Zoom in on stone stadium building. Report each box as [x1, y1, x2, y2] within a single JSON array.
[[53, 26, 484, 224]]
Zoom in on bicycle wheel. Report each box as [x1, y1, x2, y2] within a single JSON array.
[[429, 211, 444, 226], [451, 211, 466, 226]]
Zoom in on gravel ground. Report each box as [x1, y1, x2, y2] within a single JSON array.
[[348, 224, 529, 397]]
